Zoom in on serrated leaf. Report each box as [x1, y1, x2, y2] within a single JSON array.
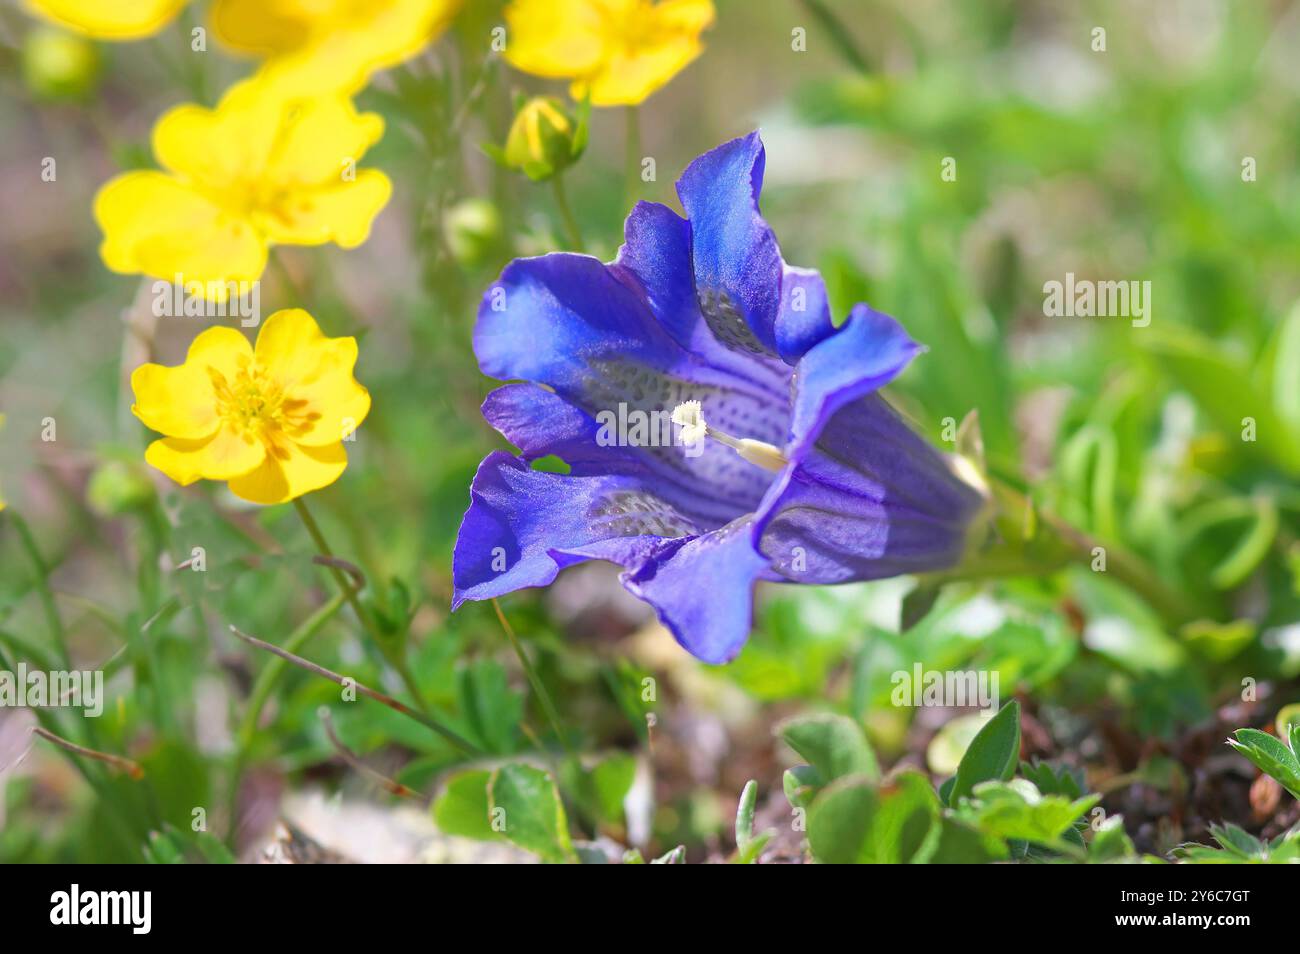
[[949, 700, 1020, 805], [1227, 728, 1300, 799], [956, 780, 1098, 851]]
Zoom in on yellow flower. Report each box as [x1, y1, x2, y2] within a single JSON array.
[[24, 0, 187, 41], [212, 0, 461, 96], [131, 309, 370, 505], [504, 0, 714, 106], [94, 78, 391, 298]]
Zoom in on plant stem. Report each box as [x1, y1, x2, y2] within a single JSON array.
[[228, 625, 479, 754], [34, 727, 144, 780], [235, 591, 349, 753], [551, 175, 584, 252], [798, 0, 872, 74], [292, 497, 430, 714], [492, 598, 572, 755], [8, 511, 70, 668]]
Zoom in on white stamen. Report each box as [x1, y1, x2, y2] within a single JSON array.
[[671, 400, 708, 445], [670, 400, 789, 474]]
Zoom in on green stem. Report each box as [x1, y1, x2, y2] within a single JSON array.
[[798, 0, 872, 74], [551, 175, 584, 252], [492, 598, 572, 755], [928, 474, 1198, 626], [9, 511, 70, 668], [292, 498, 430, 714]]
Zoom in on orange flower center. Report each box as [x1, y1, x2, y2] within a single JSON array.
[[209, 359, 318, 458]]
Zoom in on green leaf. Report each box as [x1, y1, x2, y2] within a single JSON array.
[[926, 710, 993, 777], [1272, 298, 1300, 442], [956, 780, 1098, 851], [1227, 728, 1300, 799], [928, 816, 1009, 863], [1018, 759, 1084, 799], [778, 713, 879, 784], [948, 700, 1020, 805], [562, 754, 637, 827], [1089, 815, 1136, 862], [457, 660, 523, 754], [1145, 327, 1300, 473], [1275, 703, 1300, 740], [783, 765, 820, 809], [734, 780, 775, 863], [1179, 619, 1256, 662], [432, 768, 499, 840], [488, 763, 577, 863], [807, 771, 941, 864], [735, 779, 758, 850]]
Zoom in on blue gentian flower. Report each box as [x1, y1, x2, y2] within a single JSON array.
[[452, 132, 986, 663]]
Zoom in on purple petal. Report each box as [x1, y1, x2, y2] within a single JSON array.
[[621, 517, 772, 664], [787, 303, 924, 458], [757, 396, 985, 583], [677, 132, 837, 365], [452, 452, 698, 609]]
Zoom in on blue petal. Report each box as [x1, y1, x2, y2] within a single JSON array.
[[787, 302, 923, 458], [676, 132, 836, 364], [622, 518, 772, 664], [480, 383, 747, 528], [757, 396, 985, 583], [474, 254, 792, 524], [481, 383, 612, 473], [451, 451, 697, 609], [613, 200, 789, 390]]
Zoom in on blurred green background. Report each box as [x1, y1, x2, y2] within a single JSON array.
[[0, 0, 1298, 862]]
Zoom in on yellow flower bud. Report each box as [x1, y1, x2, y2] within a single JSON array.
[[500, 97, 586, 182]]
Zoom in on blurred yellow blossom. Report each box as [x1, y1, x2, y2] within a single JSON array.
[[212, 0, 461, 95], [24, 0, 187, 41], [131, 309, 369, 505], [94, 78, 391, 298], [504, 0, 714, 106]]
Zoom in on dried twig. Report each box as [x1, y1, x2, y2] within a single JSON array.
[[228, 625, 478, 754]]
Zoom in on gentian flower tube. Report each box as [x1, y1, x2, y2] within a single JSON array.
[[452, 132, 987, 663]]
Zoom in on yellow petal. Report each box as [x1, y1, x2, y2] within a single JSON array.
[[25, 0, 187, 40], [208, 0, 310, 56], [256, 170, 392, 248], [582, 36, 704, 106], [94, 171, 267, 291], [263, 96, 386, 187], [151, 82, 282, 186], [253, 309, 370, 446], [227, 441, 348, 504], [504, 0, 607, 79], [583, 0, 714, 106], [131, 326, 254, 439], [217, 0, 461, 97], [144, 426, 267, 485]]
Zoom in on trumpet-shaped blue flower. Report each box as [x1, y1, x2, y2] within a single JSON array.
[[452, 132, 985, 663]]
